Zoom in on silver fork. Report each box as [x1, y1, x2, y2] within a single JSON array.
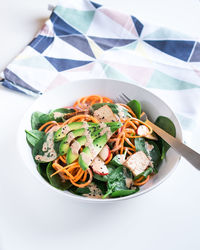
[[118, 93, 200, 170]]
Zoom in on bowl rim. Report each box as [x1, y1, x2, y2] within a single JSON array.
[[17, 78, 182, 203]]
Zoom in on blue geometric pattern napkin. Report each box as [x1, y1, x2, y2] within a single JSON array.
[[1, 0, 200, 133]]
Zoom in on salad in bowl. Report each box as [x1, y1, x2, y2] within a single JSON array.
[[25, 94, 176, 199]]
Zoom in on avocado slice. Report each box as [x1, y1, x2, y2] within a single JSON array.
[[78, 122, 122, 170], [54, 122, 100, 141], [79, 134, 108, 170], [59, 136, 70, 155], [66, 136, 87, 164], [66, 128, 106, 164], [79, 147, 91, 171], [55, 121, 121, 142], [59, 128, 85, 155], [54, 122, 82, 141]]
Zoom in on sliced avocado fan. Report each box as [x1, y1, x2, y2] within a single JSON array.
[[78, 122, 122, 170], [66, 128, 105, 164], [58, 123, 112, 155]]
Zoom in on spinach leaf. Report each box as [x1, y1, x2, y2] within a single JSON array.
[[46, 162, 72, 190], [49, 108, 75, 122], [93, 179, 107, 195], [32, 133, 58, 163], [123, 166, 133, 179], [25, 130, 45, 147], [53, 108, 75, 114], [110, 188, 139, 198], [68, 185, 78, 194], [39, 108, 75, 124], [146, 140, 161, 171], [31, 111, 43, 130], [76, 187, 90, 195], [134, 138, 161, 172], [38, 113, 54, 125], [155, 116, 176, 160], [127, 100, 141, 119], [134, 137, 148, 154], [37, 163, 49, 182], [32, 136, 46, 163], [103, 166, 139, 199], [103, 166, 129, 198], [31, 109, 75, 130]]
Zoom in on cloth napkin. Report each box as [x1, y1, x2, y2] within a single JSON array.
[[1, 0, 200, 135]]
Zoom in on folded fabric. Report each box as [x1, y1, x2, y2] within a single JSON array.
[[1, 0, 200, 135]]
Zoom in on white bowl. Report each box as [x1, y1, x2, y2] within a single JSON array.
[[18, 79, 182, 202]]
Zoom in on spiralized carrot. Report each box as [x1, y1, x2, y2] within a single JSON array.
[[51, 162, 79, 178], [52, 163, 74, 179], [124, 147, 135, 151], [70, 168, 93, 188], [59, 155, 66, 164], [80, 170, 88, 182], [124, 137, 135, 149], [52, 159, 69, 181], [73, 95, 110, 109], [73, 168, 84, 182], [44, 123, 57, 133], [39, 121, 58, 132], [74, 97, 85, 109], [51, 159, 93, 188], [123, 118, 153, 138], [109, 116, 153, 156], [134, 175, 150, 186], [102, 96, 113, 103]]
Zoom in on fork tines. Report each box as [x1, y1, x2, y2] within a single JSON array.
[[116, 93, 131, 103]]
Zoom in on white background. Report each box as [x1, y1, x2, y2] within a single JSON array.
[[0, 1, 200, 250]]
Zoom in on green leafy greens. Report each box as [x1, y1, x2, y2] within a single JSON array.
[[155, 116, 176, 160], [103, 166, 139, 198], [25, 130, 45, 147], [127, 99, 141, 118]]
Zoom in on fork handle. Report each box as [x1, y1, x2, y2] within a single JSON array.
[[145, 120, 200, 170]]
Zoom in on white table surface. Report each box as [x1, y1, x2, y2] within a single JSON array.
[[0, 1, 200, 250]]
